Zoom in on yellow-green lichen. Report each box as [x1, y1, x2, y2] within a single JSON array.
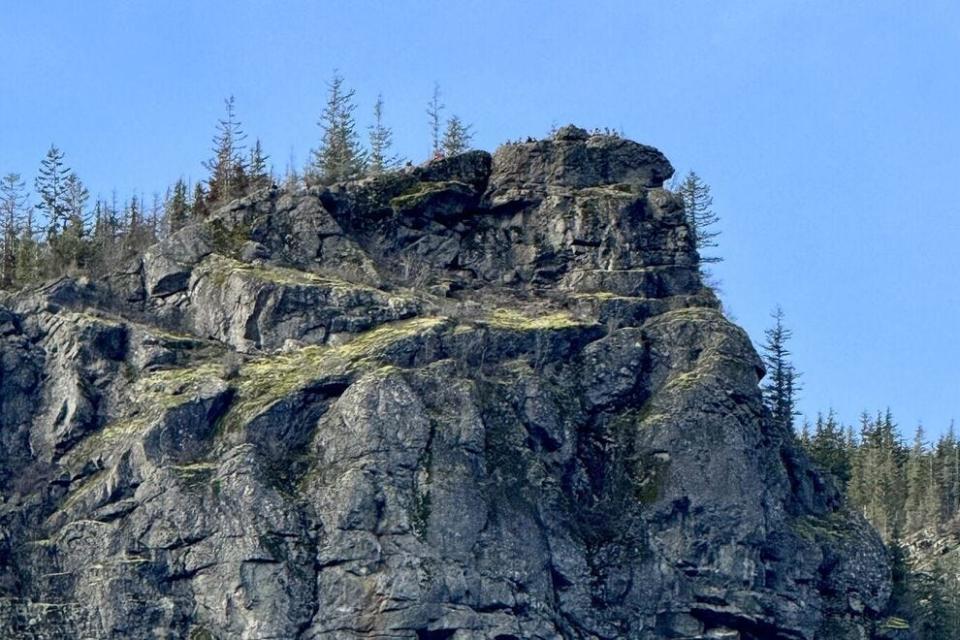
[[199, 253, 378, 293], [569, 291, 644, 302], [577, 184, 637, 197], [221, 316, 447, 431], [389, 180, 467, 210], [64, 361, 224, 468], [880, 617, 910, 630], [483, 308, 586, 331]]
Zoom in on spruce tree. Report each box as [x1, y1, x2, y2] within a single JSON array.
[[191, 183, 209, 220], [937, 423, 959, 522], [809, 410, 850, 485], [311, 71, 365, 184], [248, 139, 271, 191], [56, 172, 90, 271], [34, 145, 70, 242], [906, 425, 929, 532], [204, 95, 248, 204], [165, 179, 191, 232], [427, 82, 444, 159], [368, 94, 400, 175], [760, 305, 800, 433], [675, 170, 721, 265], [442, 115, 473, 156], [0, 173, 28, 288]]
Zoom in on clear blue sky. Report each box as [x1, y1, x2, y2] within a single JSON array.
[[1, 1, 958, 438]]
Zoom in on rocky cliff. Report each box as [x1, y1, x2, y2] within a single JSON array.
[[0, 126, 890, 639]]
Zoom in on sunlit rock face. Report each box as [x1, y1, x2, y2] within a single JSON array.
[[0, 127, 889, 639]]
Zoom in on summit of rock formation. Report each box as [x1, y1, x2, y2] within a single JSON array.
[[0, 127, 890, 639]]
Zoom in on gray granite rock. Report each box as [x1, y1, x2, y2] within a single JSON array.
[[0, 129, 890, 639]]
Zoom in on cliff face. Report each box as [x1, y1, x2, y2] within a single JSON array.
[[0, 126, 889, 639]]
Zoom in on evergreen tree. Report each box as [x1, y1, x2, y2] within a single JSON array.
[[165, 179, 191, 232], [87, 198, 121, 277], [368, 94, 400, 175], [912, 561, 954, 639], [675, 170, 721, 264], [310, 71, 365, 184], [809, 410, 850, 485], [936, 423, 959, 522], [886, 527, 913, 618], [427, 82, 444, 159], [55, 172, 90, 271], [204, 95, 248, 204], [760, 305, 800, 433], [248, 139, 271, 191], [34, 145, 70, 241], [799, 419, 812, 448], [442, 115, 473, 156], [0, 173, 28, 288], [906, 425, 930, 532], [191, 183, 209, 220]]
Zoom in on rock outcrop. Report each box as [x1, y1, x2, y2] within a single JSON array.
[[0, 127, 890, 639]]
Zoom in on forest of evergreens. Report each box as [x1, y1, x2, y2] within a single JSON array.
[[798, 411, 960, 637], [754, 300, 959, 636], [761, 315, 960, 637]]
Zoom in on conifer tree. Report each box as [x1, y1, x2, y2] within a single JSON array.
[[368, 94, 400, 175], [248, 139, 271, 191], [937, 423, 959, 521], [0, 173, 28, 288], [906, 425, 930, 531], [886, 527, 913, 618], [311, 71, 365, 184], [675, 170, 721, 265], [204, 95, 248, 204], [760, 306, 800, 433], [427, 83, 444, 159], [191, 183, 209, 220], [56, 172, 90, 271], [810, 410, 850, 484], [165, 179, 191, 232], [442, 115, 473, 156], [34, 145, 70, 241]]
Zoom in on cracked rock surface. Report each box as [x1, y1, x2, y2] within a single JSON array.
[[0, 127, 889, 639]]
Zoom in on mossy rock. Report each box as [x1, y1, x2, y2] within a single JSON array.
[[221, 316, 448, 432], [199, 253, 378, 293], [482, 308, 586, 331]]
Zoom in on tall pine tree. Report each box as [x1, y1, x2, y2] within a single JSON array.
[[34, 145, 70, 242], [426, 82, 444, 159], [311, 71, 365, 184], [204, 95, 248, 204], [165, 179, 191, 232], [368, 94, 400, 175], [760, 305, 800, 433], [0, 173, 28, 288], [675, 170, 721, 265], [442, 115, 473, 156]]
